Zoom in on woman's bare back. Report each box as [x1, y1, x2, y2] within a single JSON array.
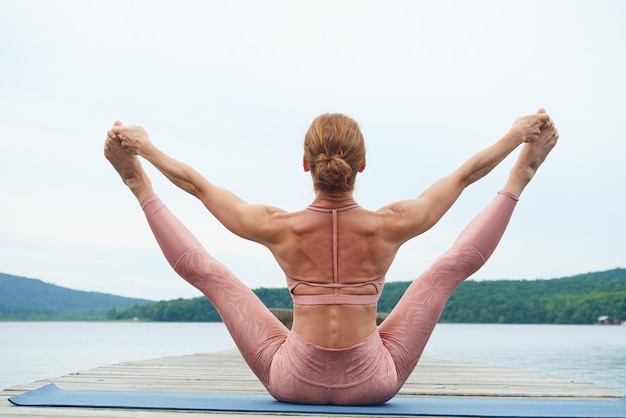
[[267, 204, 400, 348]]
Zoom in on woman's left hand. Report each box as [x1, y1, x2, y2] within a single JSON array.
[[109, 122, 152, 156]]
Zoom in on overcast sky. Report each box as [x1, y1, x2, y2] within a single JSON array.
[[1, 0, 624, 301]]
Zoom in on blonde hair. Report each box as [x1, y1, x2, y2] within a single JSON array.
[[304, 113, 366, 194]]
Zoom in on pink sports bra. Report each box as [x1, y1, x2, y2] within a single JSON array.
[[286, 204, 385, 306]]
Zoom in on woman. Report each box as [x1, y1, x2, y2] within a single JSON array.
[[104, 110, 558, 405]]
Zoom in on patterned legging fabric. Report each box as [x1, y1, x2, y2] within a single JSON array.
[[140, 191, 518, 405]]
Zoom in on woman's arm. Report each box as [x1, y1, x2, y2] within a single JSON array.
[[381, 110, 551, 244], [110, 124, 286, 245]]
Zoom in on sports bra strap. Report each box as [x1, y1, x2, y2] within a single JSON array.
[[306, 204, 359, 285], [306, 204, 360, 213], [286, 276, 385, 306]]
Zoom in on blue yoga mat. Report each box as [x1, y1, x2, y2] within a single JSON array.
[[9, 384, 626, 417]]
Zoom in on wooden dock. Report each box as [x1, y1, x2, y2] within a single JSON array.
[[1, 348, 623, 417]]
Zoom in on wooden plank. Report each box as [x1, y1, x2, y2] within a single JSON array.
[[1, 348, 623, 418]]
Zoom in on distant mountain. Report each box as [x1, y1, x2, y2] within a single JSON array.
[[0, 273, 152, 320]]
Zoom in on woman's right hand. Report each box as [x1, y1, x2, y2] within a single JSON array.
[[511, 109, 552, 143]]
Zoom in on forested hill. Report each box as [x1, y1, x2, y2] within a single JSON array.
[[0, 273, 152, 320], [405, 268, 625, 324], [108, 268, 626, 324]]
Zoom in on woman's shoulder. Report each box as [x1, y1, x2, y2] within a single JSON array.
[[268, 204, 399, 236]]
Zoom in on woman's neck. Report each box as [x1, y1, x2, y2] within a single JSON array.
[[311, 191, 357, 208]]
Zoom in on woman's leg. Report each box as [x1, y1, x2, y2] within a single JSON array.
[[104, 137, 287, 388], [378, 191, 517, 384], [378, 126, 559, 385], [141, 196, 288, 387]]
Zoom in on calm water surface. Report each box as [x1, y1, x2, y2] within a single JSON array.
[[423, 323, 626, 392], [1, 322, 234, 391], [1, 322, 625, 393]]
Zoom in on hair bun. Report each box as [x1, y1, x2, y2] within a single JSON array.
[[315, 153, 352, 187]]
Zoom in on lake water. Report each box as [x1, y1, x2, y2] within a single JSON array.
[[1, 322, 625, 393]]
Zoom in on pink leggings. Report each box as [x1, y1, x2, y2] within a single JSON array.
[[141, 191, 518, 405]]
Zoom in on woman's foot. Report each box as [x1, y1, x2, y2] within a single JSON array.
[[104, 132, 155, 203], [503, 112, 559, 197]]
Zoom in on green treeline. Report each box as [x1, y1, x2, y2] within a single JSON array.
[[1, 305, 120, 321], [379, 268, 626, 324], [108, 268, 626, 324], [107, 287, 293, 322]]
